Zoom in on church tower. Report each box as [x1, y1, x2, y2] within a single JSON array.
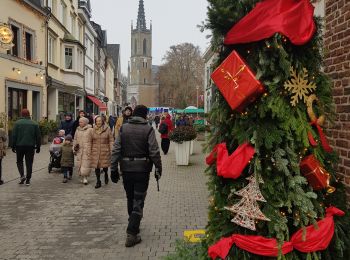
[[128, 0, 157, 108]]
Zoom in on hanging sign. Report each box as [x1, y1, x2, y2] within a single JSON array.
[[0, 23, 14, 50]]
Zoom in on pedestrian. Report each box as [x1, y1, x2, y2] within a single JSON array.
[[91, 116, 114, 189], [59, 112, 74, 136], [12, 109, 41, 186], [60, 134, 74, 183], [159, 114, 174, 155], [108, 115, 115, 130], [176, 115, 186, 127], [111, 105, 162, 247], [154, 114, 160, 129], [73, 117, 92, 185], [0, 127, 7, 185], [72, 110, 86, 138], [114, 106, 133, 138]]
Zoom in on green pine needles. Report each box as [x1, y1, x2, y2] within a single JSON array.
[[197, 0, 350, 259]]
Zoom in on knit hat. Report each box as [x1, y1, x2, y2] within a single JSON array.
[[133, 105, 148, 119], [21, 109, 30, 117], [65, 135, 73, 141], [124, 106, 133, 113]]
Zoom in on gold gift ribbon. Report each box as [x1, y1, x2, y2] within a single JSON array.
[[220, 65, 246, 89]]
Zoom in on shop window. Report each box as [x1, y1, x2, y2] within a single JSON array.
[[25, 32, 33, 61], [65, 47, 73, 69], [8, 88, 27, 120], [58, 92, 75, 115]]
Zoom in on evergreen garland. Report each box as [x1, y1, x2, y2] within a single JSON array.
[[200, 0, 350, 259]]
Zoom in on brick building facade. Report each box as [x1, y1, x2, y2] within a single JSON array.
[[322, 0, 350, 198]]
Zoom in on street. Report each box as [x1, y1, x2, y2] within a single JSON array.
[[0, 140, 208, 260]]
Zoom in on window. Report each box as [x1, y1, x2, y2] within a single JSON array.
[[60, 1, 67, 26], [70, 13, 75, 36], [78, 23, 82, 42], [144, 78, 146, 84], [77, 49, 83, 73], [143, 39, 147, 56], [65, 47, 73, 69], [48, 35, 55, 63], [8, 88, 27, 120], [25, 32, 33, 61], [10, 25, 20, 57], [134, 39, 137, 55], [47, 0, 52, 8]]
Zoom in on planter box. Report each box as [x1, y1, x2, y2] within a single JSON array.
[[174, 141, 191, 166], [41, 135, 49, 145], [190, 140, 194, 155]]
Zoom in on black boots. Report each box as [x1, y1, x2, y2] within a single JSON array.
[[104, 172, 109, 185], [95, 169, 101, 189], [125, 233, 141, 247]]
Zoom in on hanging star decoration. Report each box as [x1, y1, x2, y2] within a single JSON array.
[[225, 176, 270, 231], [284, 67, 316, 106]]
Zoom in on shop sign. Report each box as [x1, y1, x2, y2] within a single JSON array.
[[0, 23, 14, 50]]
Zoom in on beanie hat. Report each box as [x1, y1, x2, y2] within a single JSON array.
[[65, 135, 73, 141], [21, 109, 30, 117], [133, 105, 148, 119]]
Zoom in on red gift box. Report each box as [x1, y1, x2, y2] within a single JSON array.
[[211, 50, 265, 112], [300, 154, 331, 191]]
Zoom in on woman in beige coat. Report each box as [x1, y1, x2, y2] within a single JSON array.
[[91, 116, 114, 189], [0, 127, 7, 185], [73, 117, 92, 185]]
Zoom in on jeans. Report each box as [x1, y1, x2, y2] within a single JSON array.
[[16, 146, 35, 180], [122, 172, 150, 235], [62, 167, 73, 178], [161, 138, 170, 155]]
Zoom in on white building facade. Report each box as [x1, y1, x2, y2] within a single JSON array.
[[46, 0, 85, 120], [203, 47, 218, 114]]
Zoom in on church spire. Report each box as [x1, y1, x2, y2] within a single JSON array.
[[136, 0, 147, 31]]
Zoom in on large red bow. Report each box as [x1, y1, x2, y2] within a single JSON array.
[[224, 0, 316, 46], [208, 207, 345, 259], [308, 120, 332, 153], [206, 143, 255, 179]]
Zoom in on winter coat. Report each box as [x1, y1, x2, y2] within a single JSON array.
[[160, 115, 174, 139], [73, 125, 92, 176], [0, 128, 7, 158], [111, 116, 162, 174], [90, 125, 114, 169], [59, 119, 74, 136], [12, 118, 41, 148], [60, 142, 74, 167], [114, 115, 131, 138]]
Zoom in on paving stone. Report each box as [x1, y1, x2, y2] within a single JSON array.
[[0, 137, 208, 259]]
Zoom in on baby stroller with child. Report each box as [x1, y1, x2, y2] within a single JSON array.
[[48, 136, 64, 173]]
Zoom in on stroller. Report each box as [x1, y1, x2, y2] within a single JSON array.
[[48, 137, 64, 173]]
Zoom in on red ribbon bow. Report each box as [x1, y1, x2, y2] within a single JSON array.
[[308, 120, 332, 153]]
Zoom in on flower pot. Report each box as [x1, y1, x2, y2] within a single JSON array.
[[190, 140, 194, 155], [41, 135, 49, 145], [174, 141, 191, 166]]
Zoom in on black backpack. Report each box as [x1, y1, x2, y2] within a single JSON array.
[[158, 122, 168, 134]]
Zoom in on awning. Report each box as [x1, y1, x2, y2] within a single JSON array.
[[87, 95, 107, 111]]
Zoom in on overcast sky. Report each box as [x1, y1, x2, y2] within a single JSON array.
[[90, 0, 210, 74]]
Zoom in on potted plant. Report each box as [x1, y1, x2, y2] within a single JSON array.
[[169, 126, 197, 165], [38, 119, 50, 144]]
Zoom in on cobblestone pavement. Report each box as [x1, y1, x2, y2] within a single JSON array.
[[0, 139, 208, 260]]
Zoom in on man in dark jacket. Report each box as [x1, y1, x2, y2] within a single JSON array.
[[110, 105, 162, 247], [12, 109, 41, 186], [59, 112, 74, 136]]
